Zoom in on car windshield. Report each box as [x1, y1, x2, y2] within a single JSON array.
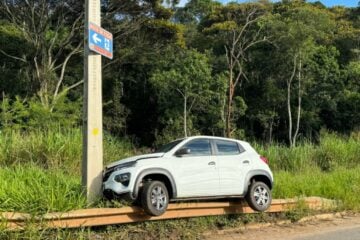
[[154, 139, 183, 153]]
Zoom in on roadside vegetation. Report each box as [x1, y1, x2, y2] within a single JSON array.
[[0, 130, 359, 239], [0, 129, 134, 174], [0, 0, 359, 238], [0, 128, 359, 215]]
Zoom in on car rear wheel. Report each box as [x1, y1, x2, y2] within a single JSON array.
[[141, 180, 169, 216], [246, 181, 272, 212]]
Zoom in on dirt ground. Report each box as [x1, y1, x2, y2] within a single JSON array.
[[203, 213, 360, 240]]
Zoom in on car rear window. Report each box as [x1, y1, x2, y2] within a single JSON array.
[[215, 140, 241, 155]]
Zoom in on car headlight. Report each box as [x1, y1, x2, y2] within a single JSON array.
[[113, 161, 136, 171], [103, 161, 136, 182], [114, 173, 131, 186]]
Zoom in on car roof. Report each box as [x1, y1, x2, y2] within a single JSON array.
[[184, 135, 248, 145]]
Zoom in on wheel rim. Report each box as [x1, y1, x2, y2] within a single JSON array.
[[253, 185, 269, 206], [151, 186, 167, 211]]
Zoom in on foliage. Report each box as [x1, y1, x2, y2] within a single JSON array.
[[150, 48, 221, 141], [0, 0, 84, 109], [0, 21, 31, 96], [0, 0, 359, 145], [0, 95, 81, 131], [0, 2, 359, 238]]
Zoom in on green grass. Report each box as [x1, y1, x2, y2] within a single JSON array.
[[1, 129, 359, 214], [255, 131, 360, 172], [0, 129, 359, 239], [0, 164, 86, 214], [1, 165, 358, 215], [274, 167, 360, 210], [0, 129, 135, 175]]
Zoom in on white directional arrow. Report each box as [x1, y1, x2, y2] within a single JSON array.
[[92, 33, 101, 44]]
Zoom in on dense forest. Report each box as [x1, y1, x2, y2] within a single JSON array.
[[0, 0, 359, 147]]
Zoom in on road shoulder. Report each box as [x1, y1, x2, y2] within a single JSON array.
[[203, 212, 360, 240]]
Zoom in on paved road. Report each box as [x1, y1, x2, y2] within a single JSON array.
[[294, 221, 360, 240], [204, 214, 360, 240]]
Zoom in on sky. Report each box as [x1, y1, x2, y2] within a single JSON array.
[[178, 0, 359, 7]]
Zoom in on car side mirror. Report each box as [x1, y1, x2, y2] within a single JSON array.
[[175, 148, 191, 156]]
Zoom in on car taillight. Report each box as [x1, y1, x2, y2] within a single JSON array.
[[260, 156, 269, 164]]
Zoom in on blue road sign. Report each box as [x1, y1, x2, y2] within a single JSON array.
[[88, 23, 113, 59]]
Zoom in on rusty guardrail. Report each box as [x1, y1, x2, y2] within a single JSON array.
[[1, 197, 335, 229]]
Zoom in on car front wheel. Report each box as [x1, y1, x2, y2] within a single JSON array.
[[246, 181, 272, 212], [141, 180, 169, 216]]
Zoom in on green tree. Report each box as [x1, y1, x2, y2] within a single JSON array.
[[0, 0, 84, 110], [269, 2, 336, 146], [101, 0, 185, 143], [201, 2, 271, 137], [0, 22, 32, 96], [150, 49, 214, 138]]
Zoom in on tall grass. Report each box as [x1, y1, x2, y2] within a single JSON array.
[[2, 129, 358, 174], [0, 129, 359, 239], [274, 167, 360, 210], [0, 164, 86, 213], [0, 129, 359, 214], [0, 129, 134, 175], [254, 131, 360, 172]]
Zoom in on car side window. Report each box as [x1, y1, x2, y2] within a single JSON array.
[[183, 139, 212, 156], [215, 140, 241, 155]]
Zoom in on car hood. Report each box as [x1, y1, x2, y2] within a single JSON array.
[[105, 152, 165, 169]]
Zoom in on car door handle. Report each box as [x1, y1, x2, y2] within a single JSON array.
[[208, 161, 216, 166], [243, 160, 250, 164]]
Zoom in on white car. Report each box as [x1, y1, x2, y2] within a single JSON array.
[[103, 136, 273, 216]]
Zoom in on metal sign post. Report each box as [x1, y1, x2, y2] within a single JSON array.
[[83, 0, 103, 202]]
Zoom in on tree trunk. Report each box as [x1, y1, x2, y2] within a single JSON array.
[[287, 82, 292, 147], [184, 93, 187, 138], [221, 97, 226, 137], [287, 54, 297, 147], [293, 58, 302, 146], [222, 10, 268, 138], [225, 45, 235, 138], [268, 114, 274, 145], [226, 86, 234, 138]]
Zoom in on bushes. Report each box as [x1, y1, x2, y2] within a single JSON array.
[[0, 95, 81, 131], [255, 131, 360, 172]]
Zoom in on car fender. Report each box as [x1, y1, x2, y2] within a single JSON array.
[[132, 168, 177, 199], [243, 170, 273, 195]]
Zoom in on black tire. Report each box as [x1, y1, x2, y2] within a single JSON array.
[[245, 181, 272, 212], [141, 180, 169, 216]]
